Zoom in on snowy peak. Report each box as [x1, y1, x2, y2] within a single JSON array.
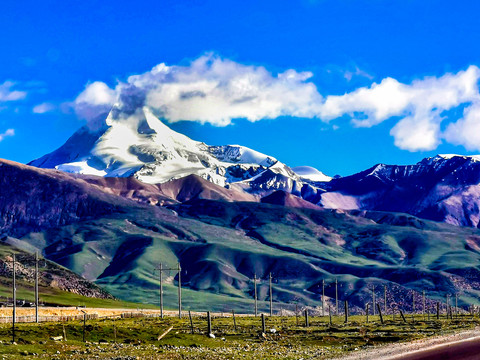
[[208, 145, 276, 167], [29, 105, 329, 195], [421, 154, 480, 166], [292, 166, 332, 182]]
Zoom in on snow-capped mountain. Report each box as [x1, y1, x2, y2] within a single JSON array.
[[30, 105, 330, 195], [317, 154, 480, 227]]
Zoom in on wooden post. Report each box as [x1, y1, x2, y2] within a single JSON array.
[[305, 309, 309, 327], [62, 324, 67, 341], [158, 326, 174, 341], [436, 302, 440, 320], [254, 274, 258, 317], [207, 311, 212, 335], [83, 313, 86, 342], [189, 311, 194, 334], [366, 303, 369, 323], [114, 320, 116, 343], [399, 309, 407, 323], [446, 294, 449, 316], [384, 285, 387, 315], [344, 301, 348, 323], [232, 309, 237, 331], [261, 313, 266, 333], [377, 304, 384, 324], [177, 262, 182, 319], [329, 305, 332, 326]]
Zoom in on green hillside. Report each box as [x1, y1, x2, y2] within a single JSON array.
[[14, 200, 480, 313]]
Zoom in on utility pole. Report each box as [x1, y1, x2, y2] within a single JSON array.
[[254, 274, 258, 317], [384, 285, 387, 315], [269, 273, 273, 316], [159, 263, 163, 318], [35, 252, 39, 323], [335, 278, 338, 316], [322, 279, 325, 317], [153, 262, 182, 318], [372, 285, 376, 316], [12, 253, 16, 343]]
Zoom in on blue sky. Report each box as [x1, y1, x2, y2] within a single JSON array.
[[1, 0, 480, 176]]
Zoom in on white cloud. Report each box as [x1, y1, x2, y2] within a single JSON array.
[[71, 55, 480, 152], [320, 66, 480, 150], [74, 81, 116, 121], [129, 55, 323, 125], [0, 129, 14, 142], [444, 103, 480, 150], [74, 54, 323, 126], [32, 102, 55, 114], [0, 81, 27, 102]]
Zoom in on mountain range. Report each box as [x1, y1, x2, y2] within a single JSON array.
[[2, 104, 480, 311], [30, 105, 480, 229]]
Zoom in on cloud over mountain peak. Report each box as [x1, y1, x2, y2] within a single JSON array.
[[73, 55, 480, 152]]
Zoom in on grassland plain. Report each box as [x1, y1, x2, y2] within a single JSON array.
[[0, 313, 478, 359]]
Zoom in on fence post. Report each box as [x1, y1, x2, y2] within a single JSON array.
[[436, 302, 440, 320], [377, 304, 384, 324], [384, 285, 387, 315], [83, 313, 86, 342], [329, 305, 332, 326], [207, 311, 212, 335], [366, 303, 369, 323], [261, 314, 266, 333], [305, 309, 309, 327], [344, 301, 348, 323], [189, 311, 194, 334], [232, 309, 237, 332]]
